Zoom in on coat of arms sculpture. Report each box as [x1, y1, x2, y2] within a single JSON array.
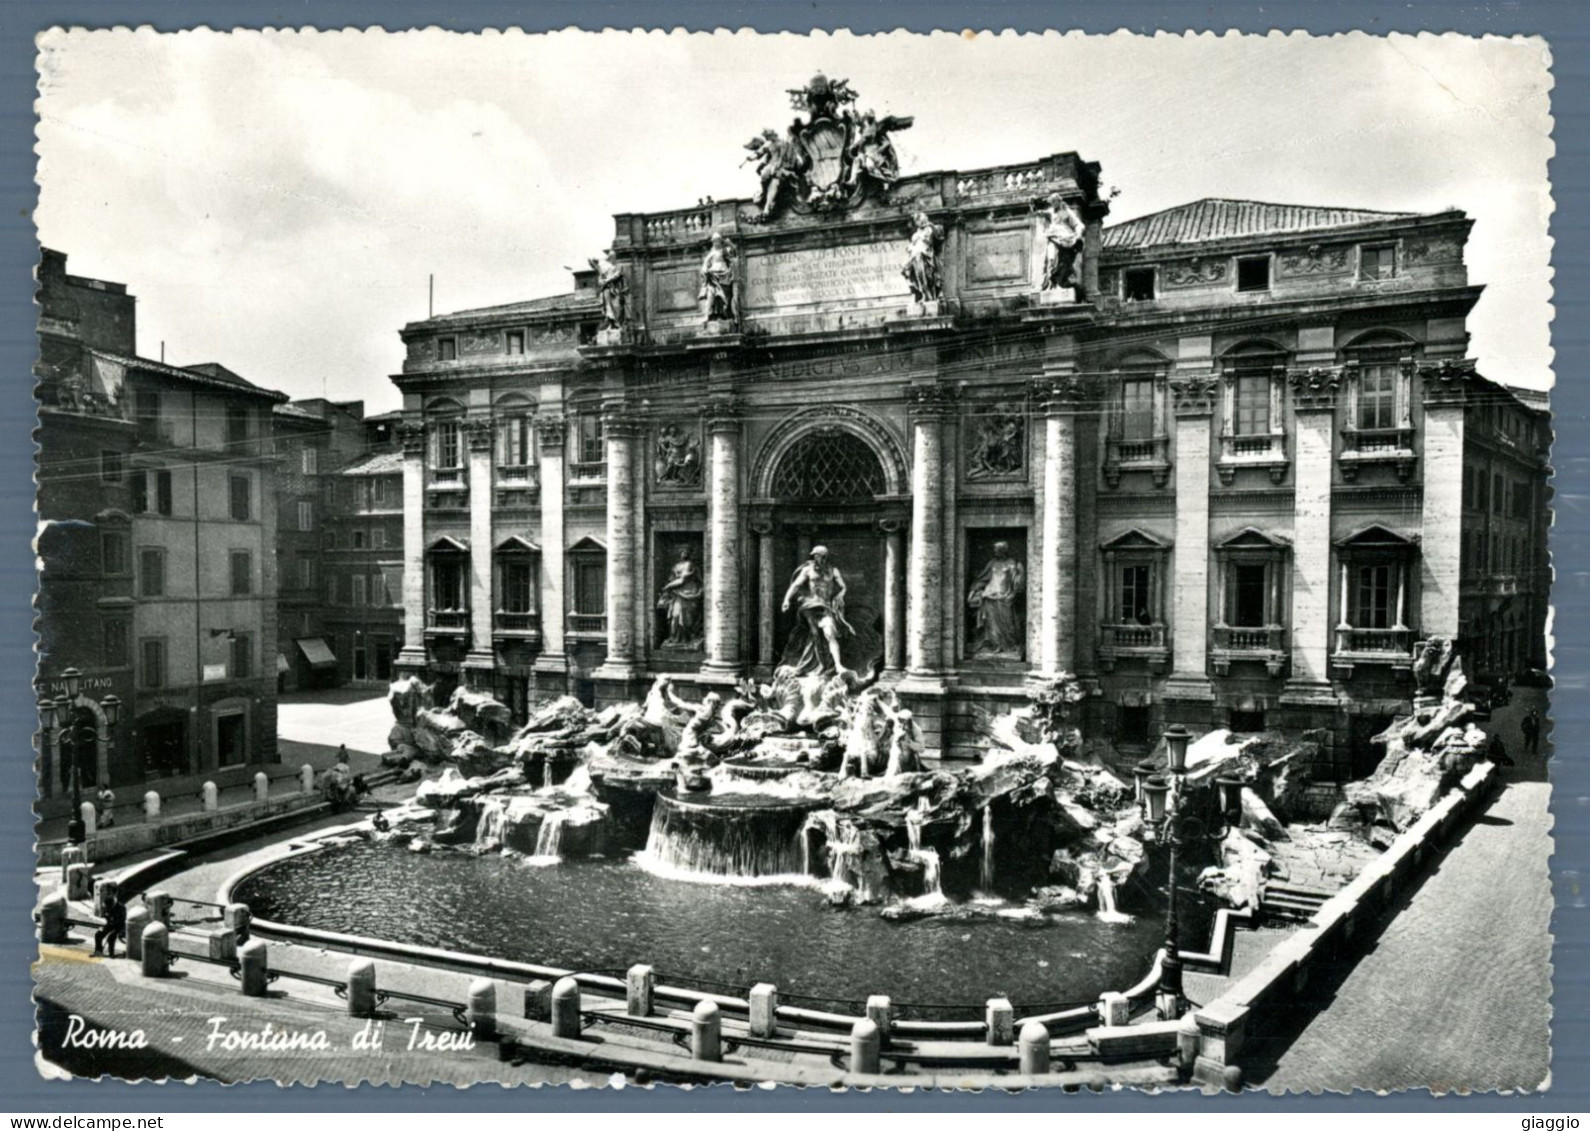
[[743, 74, 914, 222]]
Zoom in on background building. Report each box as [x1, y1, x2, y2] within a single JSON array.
[[321, 410, 405, 687], [36, 248, 287, 794], [384, 82, 1550, 770]]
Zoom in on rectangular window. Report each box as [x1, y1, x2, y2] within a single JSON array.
[[501, 557, 535, 614], [1119, 379, 1155, 442], [372, 571, 392, 607], [297, 556, 315, 590], [574, 557, 606, 615], [1361, 244, 1397, 281], [131, 472, 149, 514], [1236, 256, 1270, 292], [432, 421, 461, 469], [101, 531, 129, 576], [100, 449, 124, 483], [231, 633, 252, 680], [1123, 267, 1156, 302], [156, 469, 173, 516], [431, 557, 465, 611], [351, 574, 368, 607], [506, 330, 525, 356], [1493, 473, 1505, 514], [1234, 373, 1271, 436], [139, 548, 166, 598], [298, 500, 314, 532], [301, 447, 318, 475], [438, 337, 458, 362], [498, 415, 532, 467], [140, 638, 166, 689], [1355, 564, 1394, 629], [1119, 564, 1152, 624], [370, 527, 386, 550], [102, 619, 129, 667], [229, 473, 251, 521], [230, 550, 252, 596], [226, 406, 249, 445], [322, 529, 336, 550], [1357, 363, 1398, 430], [579, 413, 605, 465], [1229, 563, 1269, 627], [351, 528, 366, 549]]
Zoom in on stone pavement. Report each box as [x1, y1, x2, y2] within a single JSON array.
[[278, 689, 397, 756], [33, 944, 611, 1086], [1245, 780, 1553, 1093]]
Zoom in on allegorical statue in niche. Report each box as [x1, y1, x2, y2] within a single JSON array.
[[967, 405, 1025, 480], [1039, 193, 1085, 294], [654, 423, 702, 488], [902, 211, 945, 304], [699, 232, 739, 325], [744, 126, 810, 222], [592, 250, 628, 331], [656, 547, 705, 650], [968, 541, 1026, 659], [781, 545, 853, 677]]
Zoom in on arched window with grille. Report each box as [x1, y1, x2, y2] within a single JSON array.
[[770, 431, 886, 502]]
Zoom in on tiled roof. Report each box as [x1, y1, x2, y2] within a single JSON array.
[[273, 403, 323, 422], [339, 450, 403, 477], [421, 290, 599, 327], [1103, 198, 1422, 251], [88, 349, 288, 402]]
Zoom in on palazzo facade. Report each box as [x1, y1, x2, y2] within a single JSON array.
[[390, 79, 1549, 763]]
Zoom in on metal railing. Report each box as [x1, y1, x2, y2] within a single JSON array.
[[1334, 625, 1413, 657], [566, 612, 606, 635], [493, 611, 540, 634], [426, 609, 469, 630]]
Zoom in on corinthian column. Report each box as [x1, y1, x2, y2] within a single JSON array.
[[463, 418, 496, 678], [534, 414, 568, 675], [1035, 377, 1084, 678], [594, 410, 641, 681], [905, 386, 951, 680], [701, 398, 744, 679], [395, 422, 428, 673]]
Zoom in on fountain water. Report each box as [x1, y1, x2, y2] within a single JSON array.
[[1095, 873, 1132, 924], [980, 805, 997, 892], [525, 810, 568, 865], [903, 800, 944, 902], [640, 793, 817, 884], [474, 799, 507, 850]]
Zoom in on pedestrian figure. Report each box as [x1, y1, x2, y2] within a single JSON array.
[[93, 892, 127, 957], [1490, 735, 1514, 767], [96, 785, 116, 829], [1521, 707, 1542, 755]]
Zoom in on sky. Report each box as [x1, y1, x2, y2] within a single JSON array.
[[34, 29, 1555, 411]]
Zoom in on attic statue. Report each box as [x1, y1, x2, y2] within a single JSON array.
[[592, 251, 628, 331], [1039, 194, 1086, 295], [699, 233, 739, 326]]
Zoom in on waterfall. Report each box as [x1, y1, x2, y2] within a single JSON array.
[[560, 765, 591, 795], [979, 805, 997, 891], [1095, 873, 1132, 924], [525, 809, 567, 865], [474, 800, 506, 850], [638, 794, 816, 885]]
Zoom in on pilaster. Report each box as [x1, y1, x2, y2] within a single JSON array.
[[534, 414, 569, 676], [593, 409, 642, 682], [1282, 367, 1342, 705], [463, 417, 496, 678], [1416, 360, 1474, 639], [1164, 374, 1218, 705], [396, 421, 428, 672]]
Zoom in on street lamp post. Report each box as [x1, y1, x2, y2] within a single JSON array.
[[1141, 723, 1243, 1019]]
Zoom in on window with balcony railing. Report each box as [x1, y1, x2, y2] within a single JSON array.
[[1340, 342, 1416, 480], [1217, 347, 1288, 483], [426, 548, 469, 633], [1211, 529, 1289, 676], [1097, 529, 1172, 671], [1332, 526, 1417, 673], [494, 542, 540, 636], [1104, 366, 1171, 487], [568, 542, 607, 637]]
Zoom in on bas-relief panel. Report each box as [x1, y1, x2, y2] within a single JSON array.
[[652, 266, 700, 316], [963, 229, 1030, 287]]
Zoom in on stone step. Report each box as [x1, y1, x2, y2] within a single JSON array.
[[1267, 881, 1341, 900]]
